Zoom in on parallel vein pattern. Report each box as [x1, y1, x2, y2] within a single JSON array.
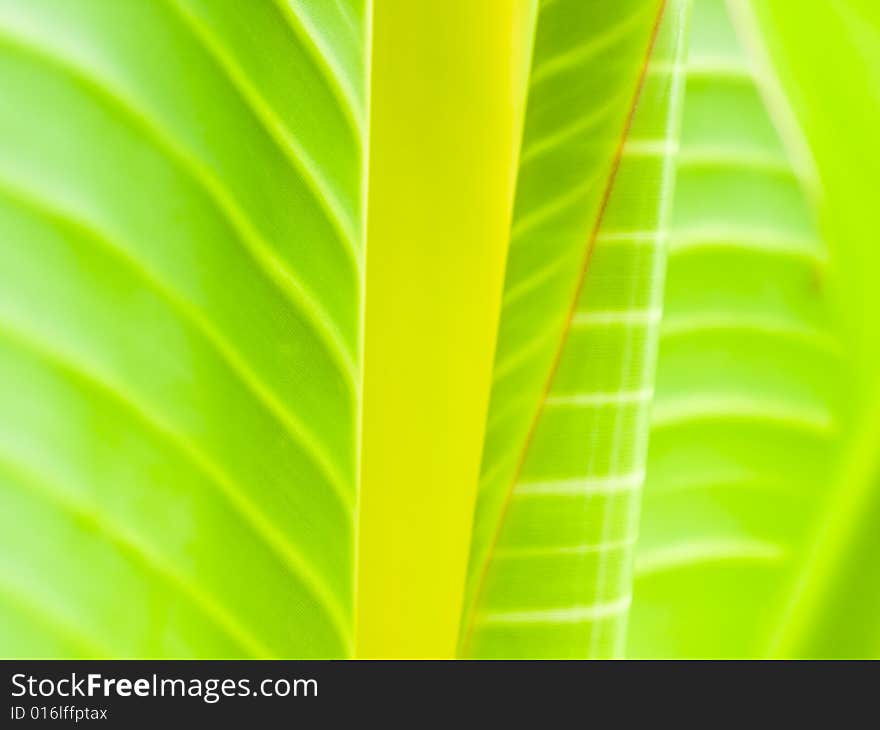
[[627, 0, 842, 659], [0, 0, 367, 658], [461, 0, 688, 659]]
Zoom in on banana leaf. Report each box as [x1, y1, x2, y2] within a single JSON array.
[[460, 0, 691, 659]]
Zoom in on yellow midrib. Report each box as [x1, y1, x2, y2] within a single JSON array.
[[355, 0, 537, 658]]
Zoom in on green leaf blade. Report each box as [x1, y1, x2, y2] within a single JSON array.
[[628, 0, 843, 659], [0, 0, 367, 657], [730, 0, 880, 659], [461, 0, 690, 659]]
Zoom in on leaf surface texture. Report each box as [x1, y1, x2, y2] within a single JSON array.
[[628, 0, 843, 658], [461, 0, 689, 659], [0, 0, 367, 658]]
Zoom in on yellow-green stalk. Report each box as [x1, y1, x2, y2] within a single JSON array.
[[357, 0, 536, 658]]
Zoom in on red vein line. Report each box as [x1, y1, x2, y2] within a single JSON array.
[[459, 0, 669, 655]]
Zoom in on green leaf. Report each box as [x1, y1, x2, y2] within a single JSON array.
[[459, 0, 690, 659], [729, 0, 880, 658], [0, 0, 367, 658], [7, 0, 873, 662], [627, 0, 844, 658]]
